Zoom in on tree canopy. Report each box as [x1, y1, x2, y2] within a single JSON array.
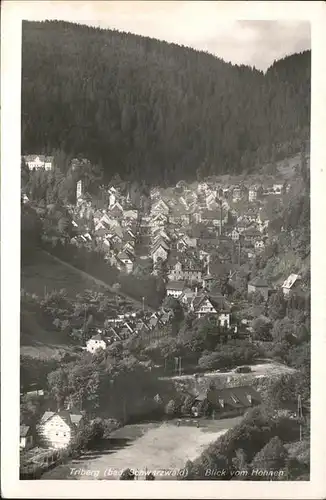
[[22, 20, 310, 186]]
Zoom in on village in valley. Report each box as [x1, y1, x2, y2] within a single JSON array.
[[16, 11, 312, 483], [20, 149, 311, 480]]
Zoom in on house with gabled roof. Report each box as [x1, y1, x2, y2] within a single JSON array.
[[151, 238, 170, 263], [176, 235, 197, 252], [248, 186, 258, 202], [232, 186, 242, 202], [20, 425, 34, 450], [38, 407, 84, 449], [242, 227, 261, 244], [190, 293, 231, 327], [254, 239, 265, 251], [86, 333, 107, 353], [117, 250, 134, 274], [23, 154, 54, 171], [166, 281, 186, 299], [201, 208, 228, 229], [282, 274, 302, 296], [193, 385, 261, 417], [248, 277, 269, 301], [149, 212, 169, 229], [150, 199, 170, 216]]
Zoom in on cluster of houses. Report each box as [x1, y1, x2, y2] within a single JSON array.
[[22, 155, 290, 277], [84, 308, 175, 353], [70, 182, 140, 274]]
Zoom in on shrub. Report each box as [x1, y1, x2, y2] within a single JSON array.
[[120, 468, 135, 480]]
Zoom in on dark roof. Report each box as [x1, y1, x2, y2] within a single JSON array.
[[151, 240, 170, 253], [249, 277, 269, 288], [243, 228, 261, 237], [201, 385, 261, 409], [166, 281, 186, 291], [56, 409, 82, 427], [201, 209, 223, 220], [20, 425, 31, 437], [89, 333, 106, 341], [23, 154, 54, 162], [209, 294, 231, 312], [192, 295, 215, 311]]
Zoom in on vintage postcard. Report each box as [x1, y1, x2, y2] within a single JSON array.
[[1, 1, 326, 498]]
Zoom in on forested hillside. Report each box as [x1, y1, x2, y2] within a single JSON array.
[[22, 20, 310, 185]]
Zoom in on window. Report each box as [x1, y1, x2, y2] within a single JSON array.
[[231, 395, 239, 404], [218, 399, 224, 408]]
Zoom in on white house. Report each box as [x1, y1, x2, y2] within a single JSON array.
[[231, 229, 240, 241], [248, 187, 257, 202], [232, 186, 242, 202], [273, 184, 283, 194], [86, 333, 107, 353], [197, 182, 209, 193], [282, 274, 302, 296], [117, 251, 134, 274], [20, 425, 34, 450], [23, 155, 54, 171], [22, 193, 30, 204], [254, 240, 265, 251], [38, 408, 83, 449]]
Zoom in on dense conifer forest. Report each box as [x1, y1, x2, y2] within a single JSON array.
[[22, 20, 310, 185]]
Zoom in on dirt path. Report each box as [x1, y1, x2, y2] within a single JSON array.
[[42, 250, 155, 312]]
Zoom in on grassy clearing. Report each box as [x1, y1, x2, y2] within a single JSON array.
[[20, 304, 79, 360], [21, 249, 108, 298], [41, 418, 240, 480]]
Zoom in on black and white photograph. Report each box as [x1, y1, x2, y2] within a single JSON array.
[[1, 1, 326, 498]]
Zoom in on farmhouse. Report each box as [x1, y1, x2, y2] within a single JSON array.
[[38, 408, 83, 449]]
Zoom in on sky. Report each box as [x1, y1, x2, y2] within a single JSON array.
[[17, 1, 311, 71]]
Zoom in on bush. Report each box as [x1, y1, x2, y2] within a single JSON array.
[[251, 317, 273, 341], [165, 399, 177, 416], [197, 341, 261, 372], [120, 468, 135, 480]]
